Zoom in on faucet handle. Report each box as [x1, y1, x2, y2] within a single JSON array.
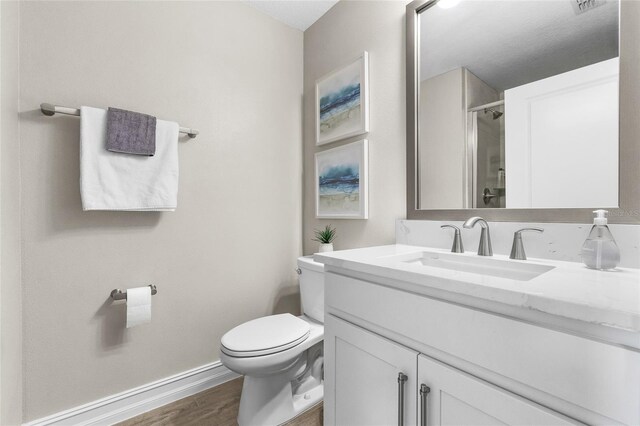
[[510, 228, 544, 260], [441, 225, 464, 253], [514, 227, 544, 236]]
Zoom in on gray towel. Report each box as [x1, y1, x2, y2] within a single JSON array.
[[106, 107, 157, 156]]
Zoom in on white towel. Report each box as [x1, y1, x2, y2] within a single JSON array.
[[80, 106, 179, 211]]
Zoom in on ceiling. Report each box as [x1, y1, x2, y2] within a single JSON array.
[[420, 0, 619, 91], [245, 0, 339, 31]]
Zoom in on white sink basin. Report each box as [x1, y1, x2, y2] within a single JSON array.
[[398, 251, 555, 281]]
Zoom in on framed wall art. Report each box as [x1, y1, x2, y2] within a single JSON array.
[[316, 52, 369, 146], [315, 139, 368, 219]]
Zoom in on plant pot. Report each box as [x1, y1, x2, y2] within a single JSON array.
[[318, 243, 334, 253]]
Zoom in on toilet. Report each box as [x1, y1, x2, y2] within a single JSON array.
[[220, 256, 325, 426]]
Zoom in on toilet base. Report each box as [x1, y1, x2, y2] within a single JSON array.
[[237, 342, 324, 426], [237, 375, 323, 426]]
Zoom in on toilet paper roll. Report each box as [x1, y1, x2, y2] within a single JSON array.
[[126, 286, 152, 328]]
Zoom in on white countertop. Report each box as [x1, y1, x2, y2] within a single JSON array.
[[315, 244, 640, 333]]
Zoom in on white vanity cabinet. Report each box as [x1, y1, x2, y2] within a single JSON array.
[[325, 314, 577, 426], [417, 354, 577, 426], [323, 268, 640, 426], [324, 314, 418, 426]]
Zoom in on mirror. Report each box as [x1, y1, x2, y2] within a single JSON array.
[[414, 0, 619, 210]]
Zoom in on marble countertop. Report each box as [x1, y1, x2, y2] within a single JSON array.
[[314, 244, 640, 333]]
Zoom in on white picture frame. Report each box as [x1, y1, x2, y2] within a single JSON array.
[[315, 52, 369, 146], [315, 139, 369, 219]]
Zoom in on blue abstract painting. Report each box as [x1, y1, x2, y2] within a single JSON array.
[[316, 53, 368, 145], [316, 140, 368, 218]]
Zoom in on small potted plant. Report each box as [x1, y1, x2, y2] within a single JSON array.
[[313, 225, 336, 253]]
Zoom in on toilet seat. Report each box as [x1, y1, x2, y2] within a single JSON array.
[[221, 313, 311, 357]]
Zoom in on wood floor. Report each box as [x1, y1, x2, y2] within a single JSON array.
[[116, 378, 323, 426]]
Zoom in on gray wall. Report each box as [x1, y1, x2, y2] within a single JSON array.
[[1, 1, 23, 424], [303, 1, 407, 254], [18, 2, 303, 421]]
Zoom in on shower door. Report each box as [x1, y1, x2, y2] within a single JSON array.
[[468, 102, 505, 209]]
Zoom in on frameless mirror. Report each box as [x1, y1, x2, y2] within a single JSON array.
[[415, 0, 619, 210]]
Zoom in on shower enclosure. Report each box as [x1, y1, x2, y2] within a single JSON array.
[[467, 100, 505, 208]]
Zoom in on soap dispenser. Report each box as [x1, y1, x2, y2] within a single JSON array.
[[580, 210, 620, 270]]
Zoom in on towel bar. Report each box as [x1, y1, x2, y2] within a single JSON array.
[[111, 285, 157, 301], [40, 103, 199, 139]]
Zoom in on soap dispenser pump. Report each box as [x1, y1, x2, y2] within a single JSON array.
[[580, 210, 620, 270]]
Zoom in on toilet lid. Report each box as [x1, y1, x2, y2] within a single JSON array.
[[221, 313, 310, 357]]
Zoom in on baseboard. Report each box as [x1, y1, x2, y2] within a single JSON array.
[[24, 361, 240, 426]]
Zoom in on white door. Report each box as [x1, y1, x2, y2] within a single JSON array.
[[505, 58, 618, 208], [324, 314, 419, 426], [417, 354, 581, 426]]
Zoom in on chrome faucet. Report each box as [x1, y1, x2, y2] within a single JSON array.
[[509, 228, 544, 260], [441, 225, 464, 253], [463, 217, 492, 256]]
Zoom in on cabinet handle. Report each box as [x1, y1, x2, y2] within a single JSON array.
[[420, 383, 431, 426], [397, 372, 408, 426]]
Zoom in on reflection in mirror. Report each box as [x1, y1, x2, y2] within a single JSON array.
[[417, 0, 619, 210]]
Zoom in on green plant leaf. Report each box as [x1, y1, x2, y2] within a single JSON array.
[[312, 224, 336, 243]]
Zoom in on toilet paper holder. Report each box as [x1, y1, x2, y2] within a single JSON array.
[[110, 285, 157, 301]]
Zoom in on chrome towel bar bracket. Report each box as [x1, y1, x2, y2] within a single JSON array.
[[40, 103, 199, 139], [110, 285, 157, 301]]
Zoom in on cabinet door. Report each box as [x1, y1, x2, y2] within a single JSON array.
[[417, 354, 581, 426], [325, 314, 419, 426]]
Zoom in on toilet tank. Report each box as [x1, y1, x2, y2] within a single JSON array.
[[297, 256, 325, 323]]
